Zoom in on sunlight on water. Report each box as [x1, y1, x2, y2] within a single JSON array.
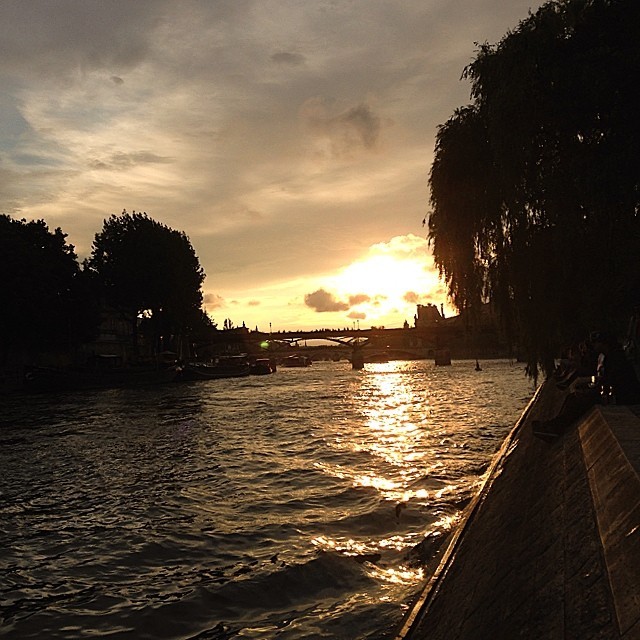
[[367, 565, 426, 587], [354, 474, 399, 492], [339, 361, 434, 504]]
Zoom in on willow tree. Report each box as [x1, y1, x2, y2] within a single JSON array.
[[428, 0, 640, 377]]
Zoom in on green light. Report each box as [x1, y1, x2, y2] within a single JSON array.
[[260, 341, 270, 349]]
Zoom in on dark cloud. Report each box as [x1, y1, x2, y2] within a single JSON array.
[[204, 293, 225, 309], [347, 311, 366, 320], [110, 76, 125, 85], [0, 1, 165, 79], [404, 291, 420, 303], [341, 105, 380, 149], [271, 51, 305, 66], [304, 289, 349, 312], [88, 151, 173, 171], [348, 293, 370, 305], [247, 300, 260, 306], [301, 98, 383, 157]]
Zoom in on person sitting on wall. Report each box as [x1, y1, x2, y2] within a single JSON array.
[[554, 339, 599, 390], [533, 331, 640, 441]]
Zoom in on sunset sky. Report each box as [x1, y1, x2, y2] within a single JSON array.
[[0, 0, 545, 331]]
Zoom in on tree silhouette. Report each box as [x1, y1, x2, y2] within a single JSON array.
[[87, 211, 205, 355], [0, 214, 94, 363], [428, 0, 640, 377]]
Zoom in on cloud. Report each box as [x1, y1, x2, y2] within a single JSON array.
[[247, 300, 260, 306], [342, 105, 381, 149], [404, 291, 420, 303], [304, 289, 349, 312], [88, 151, 173, 171], [204, 293, 225, 309], [348, 293, 371, 305], [347, 311, 366, 320], [301, 98, 383, 158], [0, 1, 162, 80], [270, 51, 306, 66]]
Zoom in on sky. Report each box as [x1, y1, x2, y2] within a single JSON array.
[[0, 0, 546, 332]]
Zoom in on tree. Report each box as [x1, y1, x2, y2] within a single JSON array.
[[87, 211, 205, 354], [427, 0, 640, 378], [0, 214, 94, 363]]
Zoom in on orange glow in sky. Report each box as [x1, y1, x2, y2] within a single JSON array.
[[210, 234, 455, 331]]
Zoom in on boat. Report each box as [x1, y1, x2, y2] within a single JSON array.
[[250, 358, 277, 375], [23, 363, 180, 393], [281, 355, 312, 367], [179, 356, 251, 381]]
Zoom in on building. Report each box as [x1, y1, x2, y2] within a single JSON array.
[[414, 303, 444, 328]]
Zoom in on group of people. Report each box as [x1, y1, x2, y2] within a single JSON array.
[[532, 331, 640, 441]]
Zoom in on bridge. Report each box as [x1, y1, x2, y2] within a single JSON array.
[[201, 324, 473, 369]]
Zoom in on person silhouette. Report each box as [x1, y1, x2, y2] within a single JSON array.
[[533, 331, 640, 441]]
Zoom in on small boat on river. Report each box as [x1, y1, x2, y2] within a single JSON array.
[[179, 356, 251, 381], [250, 358, 277, 375], [281, 355, 312, 367]]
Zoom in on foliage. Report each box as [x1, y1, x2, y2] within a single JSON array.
[[87, 211, 205, 346], [0, 214, 96, 362], [427, 0, 640, 378]]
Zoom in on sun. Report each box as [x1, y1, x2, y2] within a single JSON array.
[[333, 254, 437, 299], [326, 236, 448, 324]]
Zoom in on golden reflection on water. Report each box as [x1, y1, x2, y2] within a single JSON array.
[[432, 512, 458, 531], [312, 360, 462, 593], [353, 474, 398, 492], [367, 564, 425, 586], [310, 534, 425, 588], [307, 358, 520, 603], [316, 361, 469, 508], [353, 361, 436, 502]]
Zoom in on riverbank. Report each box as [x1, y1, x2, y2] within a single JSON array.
[[397, 377, 640, 638]]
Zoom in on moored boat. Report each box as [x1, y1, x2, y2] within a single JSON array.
[[250, 358, 277, 375], [23, 364, 180, 393], [179, 356, 251, 381]]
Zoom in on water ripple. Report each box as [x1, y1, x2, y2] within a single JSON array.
[[0, 360, 533, 638]]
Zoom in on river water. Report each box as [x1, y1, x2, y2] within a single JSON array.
[[1, 359, 534, 639]]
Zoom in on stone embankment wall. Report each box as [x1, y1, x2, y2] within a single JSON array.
[[397, 379, 640, 639]]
